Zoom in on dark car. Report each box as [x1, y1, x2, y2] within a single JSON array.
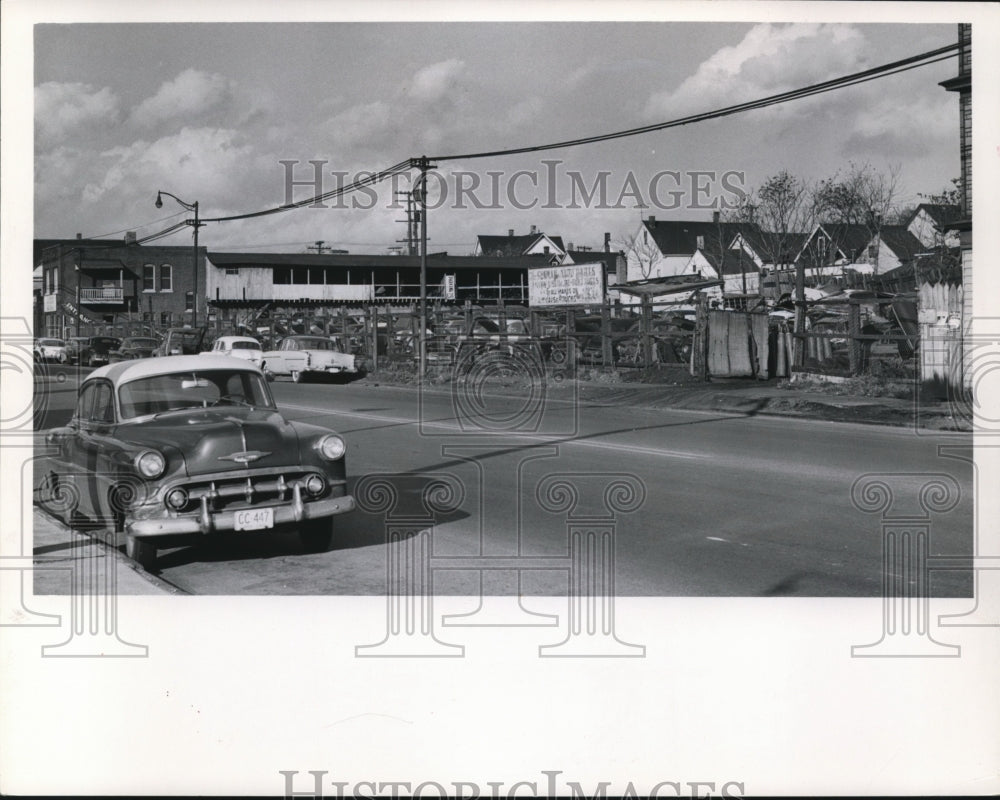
[[109, 336, 160, 363], [40, 355, 356, 570], [76, 336, 122, 367], [152, 327, 208, 357]]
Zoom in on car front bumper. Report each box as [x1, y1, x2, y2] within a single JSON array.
[[127, 488, 356, 537]]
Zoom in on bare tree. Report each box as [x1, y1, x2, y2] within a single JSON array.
[[616, 226, 664, 281], [729, 170, 817, 268], [813, 161, 902, 275]]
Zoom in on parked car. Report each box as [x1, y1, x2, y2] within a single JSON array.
[[261, 335, 363, 383], [72, 336, 122, 367], [40, 355, 356, 570], [109, 336, 160, 363], [34, 338, 68, 363], [202, 335, 263, 366], [152, 327, 208, 357], [64, 337, 91, 365]]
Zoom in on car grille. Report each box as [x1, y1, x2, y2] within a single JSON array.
[[163, 469, 341, 514]]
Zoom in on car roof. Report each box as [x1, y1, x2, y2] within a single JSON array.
[[216, 335, 259, 344], [88, 354, 261, 385]]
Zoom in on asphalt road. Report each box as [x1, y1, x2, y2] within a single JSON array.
[[32, 369, 974, 596]]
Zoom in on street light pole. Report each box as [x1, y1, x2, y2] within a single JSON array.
[[155, 190, 201, 327]]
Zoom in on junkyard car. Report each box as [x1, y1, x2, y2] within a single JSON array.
[[34, 338, 68, 363], [75, 335, 122, 367], [203, 335, 263, 366], [109, 336, 160, 363], [41, 355, 356, 570], [152, 327, 208, 357], [261, 335, 362, 382]]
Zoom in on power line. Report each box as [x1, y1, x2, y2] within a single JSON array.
[[428, 43, 959, 161], [173, 41, 957, 227]]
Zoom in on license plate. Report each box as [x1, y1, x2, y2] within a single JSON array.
[[234, 507, 274, 531]]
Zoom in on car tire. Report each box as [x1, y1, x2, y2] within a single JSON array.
[[299, 518, 334, 553], [262, 363, 275, 382], [88, 355, 97, 367], [291, 370, 303, 384], [126, 535, 158, 570]]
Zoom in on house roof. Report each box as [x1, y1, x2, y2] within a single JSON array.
[[908, 203, 963, 228], [642, 219, 746, 256], [877, 226, 925, 262], [476, 233, 565, 256], [617, 275, 722, 297], [207, 251, 556, 271]]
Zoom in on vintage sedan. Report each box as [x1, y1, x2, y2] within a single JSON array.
[[202, 335, 263, 366], [34, 338, 68, 363], [41, 355, 356, 570], [261, 335, 362, 383], [109, 336, 160, 363]]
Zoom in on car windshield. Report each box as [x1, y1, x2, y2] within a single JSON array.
[[128, 338, 159, 348], [231, 341, 261, 350], [118, 369, 275, 419], [40, 339, 63, 346]]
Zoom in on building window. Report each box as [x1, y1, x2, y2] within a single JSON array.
[[817, 237, 828, 259], [696, 235, 705, 250], [159, 264, 173, 292], [273, 267, 291, 285], [143, 264, 155, 292], [226, 267, 239, 276], [160, 312, 170, 326], [185, 291, 194, 312]]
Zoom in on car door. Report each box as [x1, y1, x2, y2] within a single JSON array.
[[51, 381, 98, 519], [75, 380, 119, 523]]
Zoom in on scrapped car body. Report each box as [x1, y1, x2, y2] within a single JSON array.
[[34, 338, 68, 363], [77, 336, 122, 367], [153, 327, 207, 357], [41, 355, 355, 570], [261, 335, 362, 383], [203, 335, 263, 366], [109, 336, 160, 363]]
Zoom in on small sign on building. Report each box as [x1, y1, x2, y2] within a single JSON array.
[[442, 274, 456, 300], [527, 262, 604, 307]]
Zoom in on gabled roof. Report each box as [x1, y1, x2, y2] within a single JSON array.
[[642, 219, 745, 256], [908, 203, 962, 228], [476, 233, 565, 256], [876, 226, 925, 262]]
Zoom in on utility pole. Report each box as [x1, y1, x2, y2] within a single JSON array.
[[307, 240, 330, 254], [414, 156, 436, 381], [395, 190, 418, 256]]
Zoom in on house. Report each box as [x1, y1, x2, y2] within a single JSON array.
[[34, 237, 206, 338], [474, 226, 565, 258], [623, 213, 764, 304], [904, 203, 962, 249]]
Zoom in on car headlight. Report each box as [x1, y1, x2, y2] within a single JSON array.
[[316, 434, 346, 460], [135, 450, 166, 479]]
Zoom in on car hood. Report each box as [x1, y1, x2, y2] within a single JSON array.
[[116, 407, 300, 476]]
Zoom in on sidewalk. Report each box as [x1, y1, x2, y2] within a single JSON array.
[[32, 507, 180, 595]]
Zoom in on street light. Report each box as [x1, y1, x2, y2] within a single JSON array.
[[155, 190, 201, 327]]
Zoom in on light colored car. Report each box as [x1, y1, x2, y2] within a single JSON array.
[[203, 335, 263, 366], [261, 335, 362, 383], [40, 355, 355, 570], [34, 338, 68, 363]]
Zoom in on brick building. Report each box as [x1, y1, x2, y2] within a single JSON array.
[[35, 237, 206, 338]]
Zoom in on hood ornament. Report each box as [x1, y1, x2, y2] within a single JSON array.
[[218, 450, 271, 464]]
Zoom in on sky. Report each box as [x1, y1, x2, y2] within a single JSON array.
[[33, 18, 962, 255]]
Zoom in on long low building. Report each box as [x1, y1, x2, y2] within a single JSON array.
[[205, 251, 622, 308]]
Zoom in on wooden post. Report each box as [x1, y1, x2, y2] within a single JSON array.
[[601, 303, 612, 366], [693, 293, 708, 380], [848, 301, 861, 376], [640, 297, 654, 368], [566, 308, 577, 378]]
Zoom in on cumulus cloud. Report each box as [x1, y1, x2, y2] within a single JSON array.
[[407, 59, 465, 102], [81, 126, 253, 202], [35, 81, 121, 147], [130, 68, 236, 127], [644, 23, 867, 119]]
